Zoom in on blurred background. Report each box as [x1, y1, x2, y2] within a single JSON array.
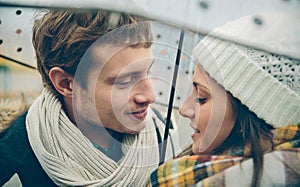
[[1, 1, 299, 186]]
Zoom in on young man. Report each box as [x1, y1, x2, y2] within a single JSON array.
[[0, 9, 175, 186]]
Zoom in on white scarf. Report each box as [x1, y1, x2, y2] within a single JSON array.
[[26, 89, 159, 186]]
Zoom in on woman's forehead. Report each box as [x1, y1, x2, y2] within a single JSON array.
[[193, 64, 209, 86]]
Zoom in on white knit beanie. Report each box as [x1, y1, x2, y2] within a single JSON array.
[[193, 36, 300, 128]]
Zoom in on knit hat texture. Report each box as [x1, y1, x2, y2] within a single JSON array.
[[193, 36, 300, 127]]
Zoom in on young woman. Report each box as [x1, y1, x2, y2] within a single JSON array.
[[149, 35, 300, 186]]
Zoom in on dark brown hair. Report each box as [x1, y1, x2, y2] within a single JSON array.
[[32, 9, 152, 96], [214, 95, 274, 187]]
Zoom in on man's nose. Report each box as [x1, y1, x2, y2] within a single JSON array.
[[179, 94, 195, 119], [134, 78, 156, 105]]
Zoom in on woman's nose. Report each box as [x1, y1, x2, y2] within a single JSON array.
[[179, 94, 195, 119]]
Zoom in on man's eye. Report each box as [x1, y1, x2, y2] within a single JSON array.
[[117, 81, 131, 85], [115, 77, 135, 88], [195, 98, 207, 104]]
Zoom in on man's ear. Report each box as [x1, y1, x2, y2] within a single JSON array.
[[49, 67, 74, 98]]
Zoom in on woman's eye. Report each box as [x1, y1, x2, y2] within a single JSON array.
[[195, 98, 207, 104]]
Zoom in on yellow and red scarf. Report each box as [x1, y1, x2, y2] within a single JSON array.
[[149, 124, 300, 186]]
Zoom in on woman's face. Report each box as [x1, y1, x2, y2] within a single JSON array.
[[179, 64, 236, 154]]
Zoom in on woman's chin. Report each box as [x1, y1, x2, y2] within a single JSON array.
[[192, 144, 213, 155], [192, 144, 200, 155]]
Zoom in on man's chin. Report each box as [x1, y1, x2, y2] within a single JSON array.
[[124, 127, 145, 134], [124, 130, 140, 135], [123, 123, 146, 134]]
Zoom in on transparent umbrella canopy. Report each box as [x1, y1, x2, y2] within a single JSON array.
[[0, 0, 299, 177]]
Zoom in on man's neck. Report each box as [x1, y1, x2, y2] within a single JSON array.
[[62, 97, 124, 161], [84, 124, 124, 162], [62, 97, 123, 147], [78, 119, 124, 148]]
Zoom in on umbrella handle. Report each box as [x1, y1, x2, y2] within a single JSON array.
[[159, 29, 185, 165]]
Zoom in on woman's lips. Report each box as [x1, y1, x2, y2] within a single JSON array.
[[190, 125, 200, 138]]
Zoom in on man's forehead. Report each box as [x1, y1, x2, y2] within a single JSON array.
[[89, 44, 125, 64], [86, 45, 153, 81], [108, 59, 154, 78]]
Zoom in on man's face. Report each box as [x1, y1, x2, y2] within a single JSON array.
[[75, 46, 156, 134]]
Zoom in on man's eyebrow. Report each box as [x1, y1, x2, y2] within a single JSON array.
[[108, 59, 154, 81], [108, 72, 138, 81]]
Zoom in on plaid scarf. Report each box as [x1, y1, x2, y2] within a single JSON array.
[[149, 124, 300, 186]]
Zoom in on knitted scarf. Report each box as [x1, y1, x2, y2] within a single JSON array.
[[149, 123, 300, 186], [26, 89, 159, 186]]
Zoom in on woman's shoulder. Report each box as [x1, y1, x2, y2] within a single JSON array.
[[149, 154, 243, 186]]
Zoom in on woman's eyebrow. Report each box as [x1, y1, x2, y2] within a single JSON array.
[[193, 82, 208, 89], [193, 82, 210, 94]]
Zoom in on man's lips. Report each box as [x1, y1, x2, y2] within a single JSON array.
[[127, 108, 148, 120]]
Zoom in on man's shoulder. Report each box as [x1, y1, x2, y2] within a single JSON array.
[[0, 111, 31, 186], [0, 109, 30, 163], [0, 111, 28, 140], [0, 111, 29, 161], [0, 99, 29, 135]]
